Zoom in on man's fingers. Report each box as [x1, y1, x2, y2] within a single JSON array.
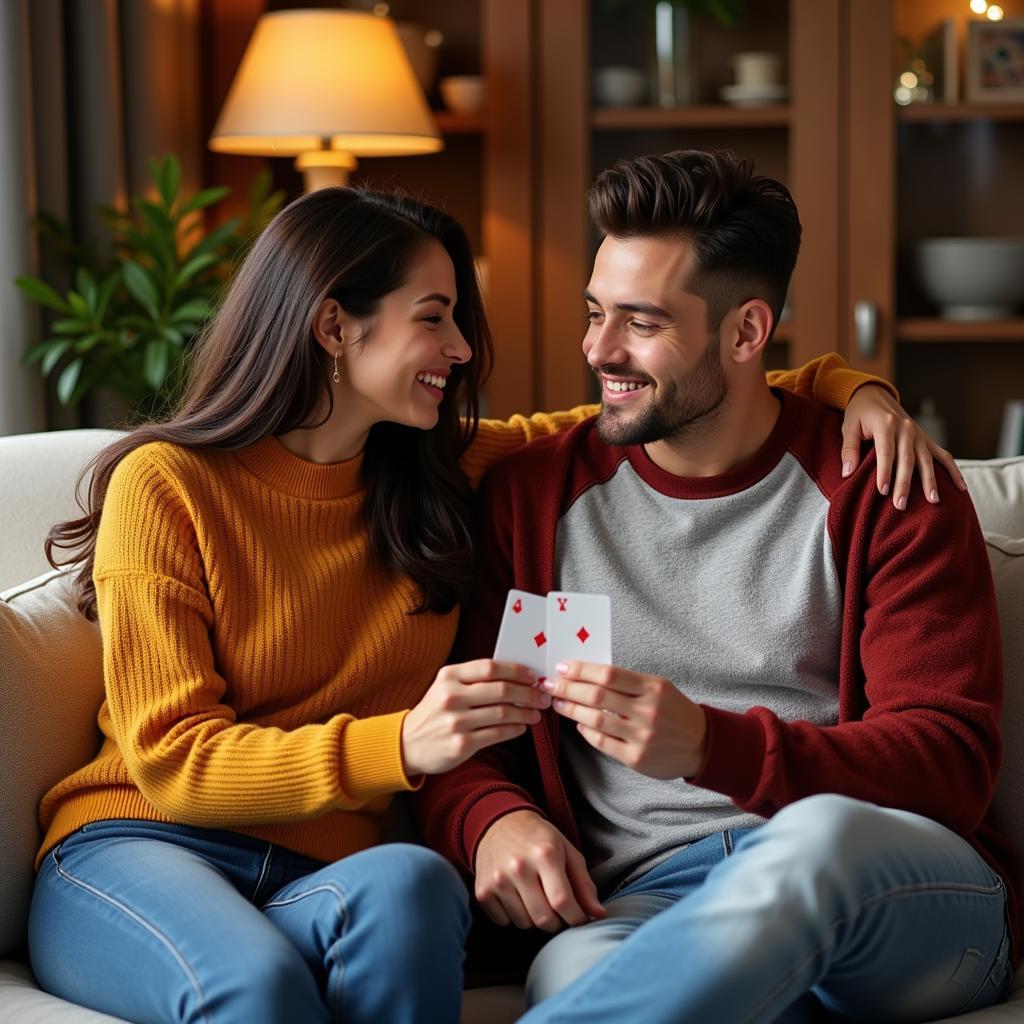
[[534, 856, 591, 928], [551, 697, 631, 739], [478, 893, 512, 927], [492, 887, 534, 930], [576, 722, 630, 762], [551, 661, 647, 695], [513, 872, 565, 933], [564, 847, 607, 920]]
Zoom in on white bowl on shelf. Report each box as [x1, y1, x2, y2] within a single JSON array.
[[593, 66, 648, 107], [439, 75, 485, 115], [915, 238, 1024, 320]]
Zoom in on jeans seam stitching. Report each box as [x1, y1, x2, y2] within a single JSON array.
[[250, 844, 274, 903], [262, 882, 346, 910], [263, 882, 349, 1013], [742, 880, 1007, 1023], [53, 859, 212, 1024]]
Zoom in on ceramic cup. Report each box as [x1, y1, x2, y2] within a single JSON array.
[[593, 65, 648, 107], [731, 51, 782, 88]]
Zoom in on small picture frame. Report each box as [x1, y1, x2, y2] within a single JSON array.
[[965, 18, 1024, 102]]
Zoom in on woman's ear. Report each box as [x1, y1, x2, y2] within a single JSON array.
[[311, 298, 349, 354]]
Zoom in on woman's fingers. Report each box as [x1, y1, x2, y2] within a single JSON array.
[[891, 425, 918, 510], [444, 658, 537, 686], [916, 444, 940, 505], [454, 680, 549, 712], [931, 442, 968, 491], [457, 704, 541, 732]]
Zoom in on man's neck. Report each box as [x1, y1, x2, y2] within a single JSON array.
[[643, 383, 782, 478]]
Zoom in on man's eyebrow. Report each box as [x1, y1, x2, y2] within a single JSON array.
[[584, 290, 671, 318], [414, 293, 452, 306]]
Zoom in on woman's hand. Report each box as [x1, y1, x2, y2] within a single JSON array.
[[840, 385, 967, 510], [401, 659, 550, 776]]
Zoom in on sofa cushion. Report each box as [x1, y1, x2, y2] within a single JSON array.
[[0, 571, 104, 957], [0, 960, 128, 1022], [961, 458, 1024, 541], [986, 534, 1024, 864], [0, 429, 122, 593]]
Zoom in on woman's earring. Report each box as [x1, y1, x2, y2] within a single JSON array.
[[332, 348, 341, 384]]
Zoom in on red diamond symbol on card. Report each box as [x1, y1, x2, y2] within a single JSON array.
[[534, 631, 547, 647], [577, 626, 590, 644]]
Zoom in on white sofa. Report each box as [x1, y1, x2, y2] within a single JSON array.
[[2, 428, 1023, 1024]]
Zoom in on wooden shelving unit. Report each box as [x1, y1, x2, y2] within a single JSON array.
[[898, 103, 1024, 123], [591, 105, 791, 130], [433, 111, 485, 135], [897, 318, 1024, 342]]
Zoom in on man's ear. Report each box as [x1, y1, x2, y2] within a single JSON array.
[[729, 299, 774, 365]]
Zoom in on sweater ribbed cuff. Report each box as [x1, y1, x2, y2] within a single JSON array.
[[817, 367, 899, 409], [461, 789, 543, 872], [688, 705, 766, 807], [335, 710, 421, 804]]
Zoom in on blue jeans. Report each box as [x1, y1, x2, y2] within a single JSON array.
[[29, 818, 471, 1024], [524, 795, 1012, 1023]]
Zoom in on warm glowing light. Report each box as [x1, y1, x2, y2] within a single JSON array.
[[970, 0, 989, 13], [987, 4, 1004, 19], [894, 86, 913, 105], [900, 71, 919, 88]]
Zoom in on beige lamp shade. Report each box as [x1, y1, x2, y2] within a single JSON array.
[[208, 9, 442, 159]]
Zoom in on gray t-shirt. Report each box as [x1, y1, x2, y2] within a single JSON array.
[[555, 449, 842, 894]]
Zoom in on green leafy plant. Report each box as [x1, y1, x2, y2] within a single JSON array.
[[16, 154, 284, 415]]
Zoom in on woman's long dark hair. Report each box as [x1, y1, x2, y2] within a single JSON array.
[[47, 186, 493, 619]]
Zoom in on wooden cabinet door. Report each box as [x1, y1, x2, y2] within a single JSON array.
[[843, 0, 896, 380]]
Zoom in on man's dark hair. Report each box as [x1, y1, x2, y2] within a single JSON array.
[[587, 149, 801, 337]]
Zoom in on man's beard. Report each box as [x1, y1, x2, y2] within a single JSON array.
[[595, 333, 728, 448]]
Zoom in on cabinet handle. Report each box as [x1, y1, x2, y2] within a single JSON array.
[[853, 300, 878, 359]]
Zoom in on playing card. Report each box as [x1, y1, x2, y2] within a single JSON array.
[[545, 592, 612, 678], [493, 589, 549, 678]]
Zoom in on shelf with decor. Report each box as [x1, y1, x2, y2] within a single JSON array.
[[591, 104, 791, 130], [896, 318, 1024, 342]]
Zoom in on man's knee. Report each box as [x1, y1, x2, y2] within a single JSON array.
[[525, 915, 638, 1007], [746, 794, 887, 866]]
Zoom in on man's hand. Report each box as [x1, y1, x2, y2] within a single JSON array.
[[474, 809, 606, 932], [542, 661, 708, 779], [841, 384, 967, 511]]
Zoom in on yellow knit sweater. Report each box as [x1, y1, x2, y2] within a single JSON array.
[[36, 354, 886, 868]]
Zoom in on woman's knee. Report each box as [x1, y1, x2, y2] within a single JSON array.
[[347, 843, 470, 932]]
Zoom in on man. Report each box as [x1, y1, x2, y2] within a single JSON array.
[[416, 150, 1018, 1022]]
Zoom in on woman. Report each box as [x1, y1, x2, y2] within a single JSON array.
[[27, 186, 957, 1024]]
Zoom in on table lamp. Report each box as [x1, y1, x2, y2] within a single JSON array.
[[208, 8, 442, 192]]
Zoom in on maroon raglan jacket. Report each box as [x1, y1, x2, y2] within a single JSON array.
[[413, 390, 1020, 959]]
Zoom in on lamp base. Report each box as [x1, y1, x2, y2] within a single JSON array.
[[294, 152, 357, 192]]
